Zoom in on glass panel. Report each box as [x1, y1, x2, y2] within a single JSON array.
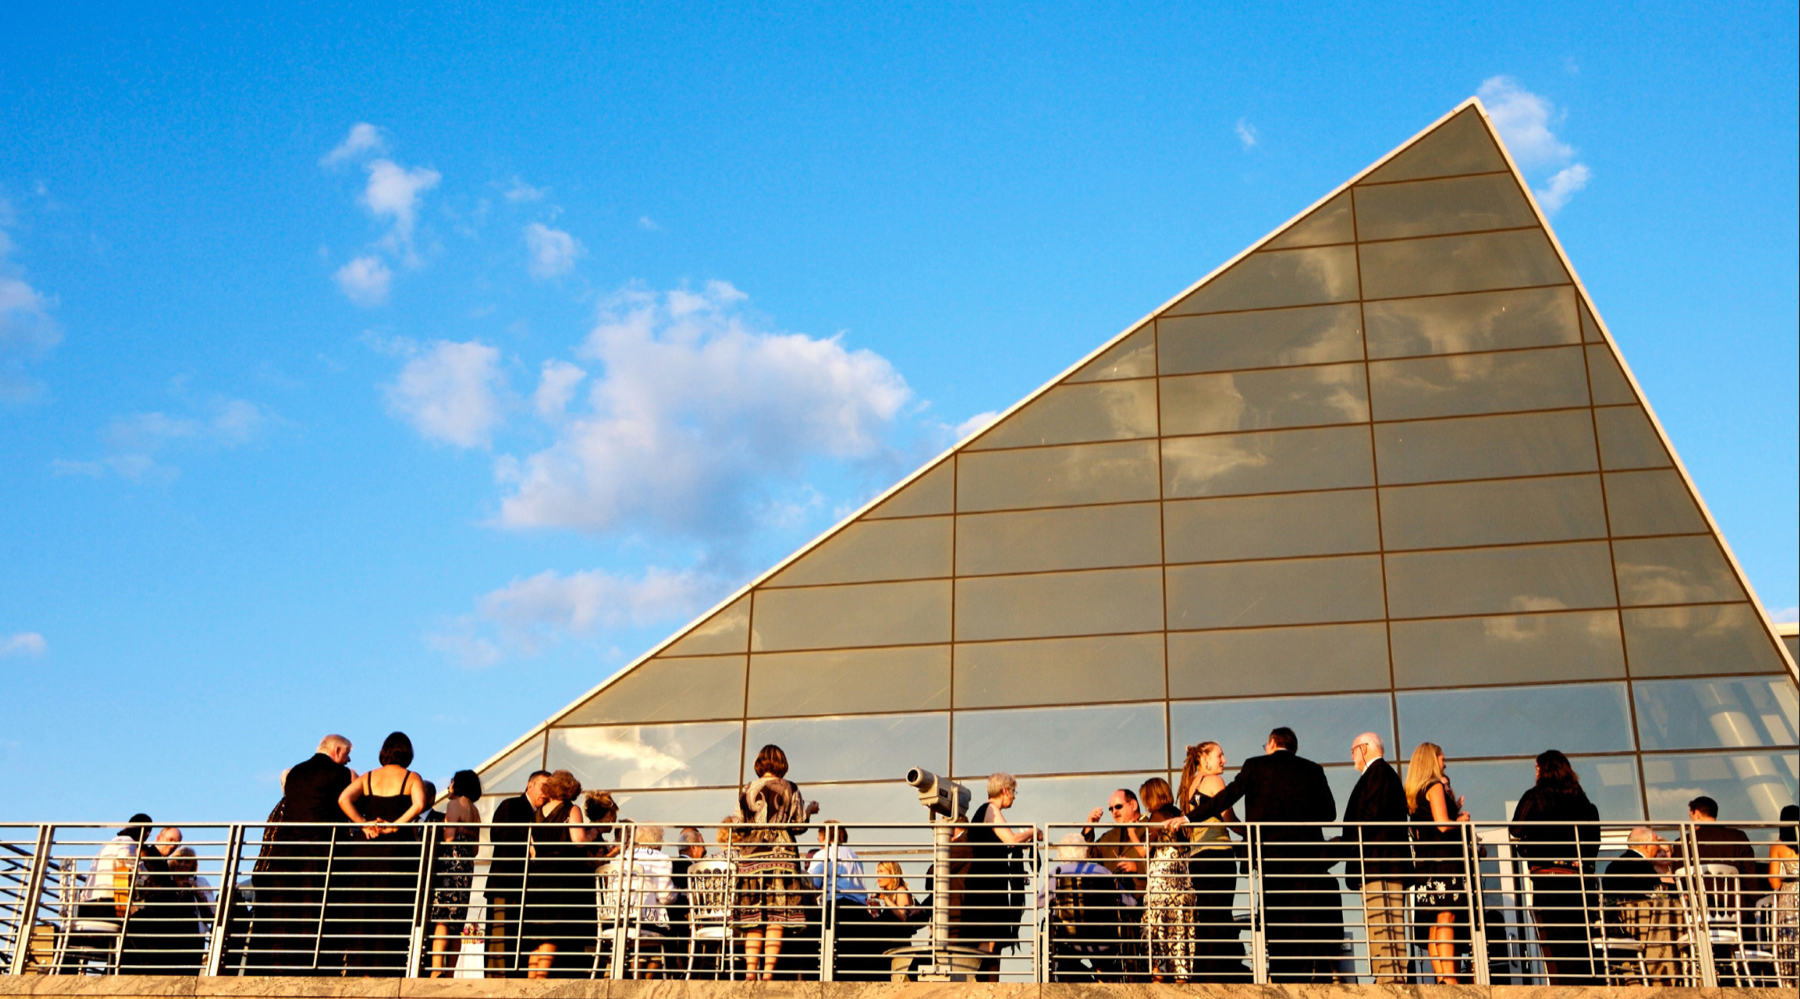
[[1160, 363, 1369, 436], [1633, 677, 1797, 752], [1390, 610, 1625, 687], [1006, 773, 1172, 827], [954, 567, 1163, 642], [1168, 622, 1389, 698], [957, 440, 1159, 512], [1604, 469, 1706, 537], [1580, 301, 1603, 342], [664, 595, 750, 656], [1595, 406, 1672, 470], [751, 580, 952, 651], [744, 712, 948, 784], [1157, 304, 1362, 375], [957, 502, 1161, 576], [1361, 108, 1505, 185], [1369, 345, 1589, 421], [1397, 683, 1635, 757], [1163, 425, 1374, 498], [1384, 541, 1616, 618], [955, 703, 1167, 776], [479, 734, 546, 794], [1164, 489, 1379, 563], [1354, 172, 1536, 240], [748, 645, 950, 717], [1451, 757, 1643, 822], [1378, 474, 1607, 550], [605, 787, 740, 826], [1265, 190, 1355, 249], [1623, 604, 1788, 677], [1365, 285, 1578, 359], [1641, 751, 1799, 821], [968, 380, 1157, 450], [1166, 554, 1385, 629], [1784, 634, 1798, 662], [1359, 229, 1568, 300], [804, 780, 946, 826], [1585, 344, 1634, 405], [547, 721, 742, 790], [1170, 693, 1392, 773], [1165, 245, 1359, 315], [1613, 536, 1745, 607], [1374, 409, 1597, 485], [1067, 327, 1155, 382], [955, 633, 1165, 708], [765, 516, 952, 587], [866, 460, 954, 519], [561, 655, 746, 725]]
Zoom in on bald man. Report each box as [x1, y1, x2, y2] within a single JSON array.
[[1340, 732, 1408, 982], [255, 734, 354, 972]]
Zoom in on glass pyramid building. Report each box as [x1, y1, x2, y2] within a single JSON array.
[[476, 100, 1799, 829]]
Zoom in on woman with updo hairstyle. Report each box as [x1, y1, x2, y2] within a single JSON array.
[[583, 790, 623, 861], [732, 744, 817, 980], [426, 769, 482, 977], [521, 769, 594, 978], [335, 732, 427, 974]]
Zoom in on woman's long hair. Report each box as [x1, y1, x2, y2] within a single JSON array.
[[1404, 742, 1447, 813], [1534, 749, 1581, 795], [1178, 742, 1218, 806]]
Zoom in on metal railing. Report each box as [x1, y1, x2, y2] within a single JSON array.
[[1, 819, 1793, 984]]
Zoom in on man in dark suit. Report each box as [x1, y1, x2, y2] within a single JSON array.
[[485, 770, 550, 977], [1339, 732, 1409, 983], [257, 734, 354, 971], [1172, 726, 1338, 982]]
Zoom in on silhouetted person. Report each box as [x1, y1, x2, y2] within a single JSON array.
[[485, 770, 549, 977], [257, 734, 353, 972], [1509, 749, 1600, 985], [1339, 732, 1408, 983]]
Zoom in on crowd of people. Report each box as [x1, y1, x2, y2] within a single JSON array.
[[75, 726, 1799, 984]]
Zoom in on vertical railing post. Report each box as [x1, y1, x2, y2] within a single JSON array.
[[1033, 831, 1045, 985], [203, 825, 244, 977], [405, 824, 437, 977], [609, 829, 631, 980], [1465, 821, 1490, 985], [820, 836, 836, 983], [311, 825, 337, 973], [1680, 822, 1718, 988], [7, 824, 52, 976], [1249, 824, 1267, 985]]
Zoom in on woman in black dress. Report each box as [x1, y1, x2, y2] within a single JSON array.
[[521, 769, 594, 978], [427, 769, 482, 977], [964, 772, 1037, 981], [1509, 749, 1600, 984], [337, 731, 428, 975], [1404, 741, 1470, 984]]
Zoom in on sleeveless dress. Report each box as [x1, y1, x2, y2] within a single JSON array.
[[521, 801, 596, 953], [1188, 808, 1241, 978], [1773, 852, 1798, 986], [1409, 779, 1466, 910], [342, 770, 422, 975], [429, 825, 478, 925], [1141, 808, 1198, 979], [962, 801, 1024, 951]]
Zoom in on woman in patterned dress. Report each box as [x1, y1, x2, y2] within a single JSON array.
[[1769, 805, 1799, 987], [1138, 777, 1198, 982], [427, 770, 482, 978], [733, 744, 818, 980]]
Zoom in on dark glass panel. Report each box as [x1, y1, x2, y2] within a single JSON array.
[[1168, 622, 1389, 698], [1067, 327, 1156, 382], [957, 503, 1161, 576], [1623, 605, 1787, 677], [561, 655, 747, 726], [1163, 425, 1375, 498], [1585, 344, 1635, 405], [751, 580, 952, 652], [1384, 541, 1616, 619], [1166, 554, 1386, 630], [748, 645, 950, 717], [1390, 610, 1625, 687], [1157, 304, 1362, 375], [1006, 773, 1173, 828], [955, 633, 1165, 708], [605, 787, 741, 826], [1450, 757, 1643, 822], [1361, 108, 1506, 184], [547, 721, 742, 790], [1164, 489, 1379, 563], [958, 440, 1159, 512], [954, 567, 1163, 642], [1641, 752, 1798, 822], [866, 461, 954, 519], [1359, 229, 1568, 300], [1164, 245, 1359, 315], [1353, 172, 1536, 240], [1613, 536, 1745, 607], [1580, 301, 1603, 342], [1369, 345, 1589, 421], [1170, 693, 1392, 773], [479, 734, 546, 794], [1378, 474, 1607, 550], [1784, 634, 1798, 662], [1374, 410, 1597, 485], [955, 703, 1167, 776], [1266, 190, 1355, 249], [1397, 682, 1635, 757], [664, 595, 751, 656], [1633, 678, 1797, 753], [1161, 363, 1369, 436], [1604, 469, 1706, 537], [1365, 285, 1578, 359], [745, 712, 949, 784], [766, 516, 952, 587], [968, 380, 1158, 450], [1595, 406, 1672, 470]]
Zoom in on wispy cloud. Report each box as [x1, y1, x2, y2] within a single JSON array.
[[384, 339, 507, 448], [320, 123, 385, 167], [54, 396, 270, 482], [0, 199, 61, 402], [637, 216, 660, 232], [1478, 76, 1591, 213], [363, 159, 441, 256], [523, 223, 583, 279], [429, 566, 716, 665], [322, 124, 441, 303], [955, 411, 1001, 440], [1235, 118, 1259, 150], [0, 632, 46, 658], [333, 255, 392, 306], [503, 177, 547, 203], [1772, 606, 1799, 624]]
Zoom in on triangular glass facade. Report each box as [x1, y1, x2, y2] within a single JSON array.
[[479, 102, 1799, 829]]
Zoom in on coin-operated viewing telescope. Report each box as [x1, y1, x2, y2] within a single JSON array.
[[900, 766, 982, 980], [905, 767, 970, 822]]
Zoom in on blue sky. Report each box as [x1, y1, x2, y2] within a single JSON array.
[[2, 2, 1794, 820]]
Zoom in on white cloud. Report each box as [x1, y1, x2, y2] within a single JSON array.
[[0, 632, 46, 657], [385, 339, 506, 447], [523, 223, 583, 279], [1536, 163, 1592, 212], [0, 201, 61, 401], [1478, 76, 1591, 212], [320, 123, 385, 167], [503, 177, 547, 203], [955, 411, 1001, 440], [363, 159, 440, 253], [429, 566, 714, 664], [55, 396, 268, 481], [493, 281, 912, 538], [1235, 118, 1259, 149], [1772, 606, 1799, 624], [533, 360, 586, 420], [333, 255, 392, 306], [637, 215, 660, 231]]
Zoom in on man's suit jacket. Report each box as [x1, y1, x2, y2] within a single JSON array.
[[1185, 751, 1337, 859], [1340, 757, 1409, 887], [485, 793, 538, 895], [1083, 825, 1147, 897], [282, 753, 352, 825], [1601, 851, 1664, 903]]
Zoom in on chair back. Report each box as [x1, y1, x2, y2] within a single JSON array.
[[1675, 863, 1743, 937], [686, 859, 734, 925]]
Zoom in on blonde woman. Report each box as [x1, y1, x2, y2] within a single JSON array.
[[870, 861, 922, 981], [1179, 741, 1241, 979], [1404, 742, 1470, 984]]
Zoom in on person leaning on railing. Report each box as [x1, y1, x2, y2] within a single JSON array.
[[965, 772, 1039, 981], [335, 731, 428, 976], [1508, 749, 1601, 985]]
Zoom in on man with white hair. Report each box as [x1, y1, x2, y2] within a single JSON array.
[[1602, 827, 1678, 983], [1339, 732, 1408, 983]]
